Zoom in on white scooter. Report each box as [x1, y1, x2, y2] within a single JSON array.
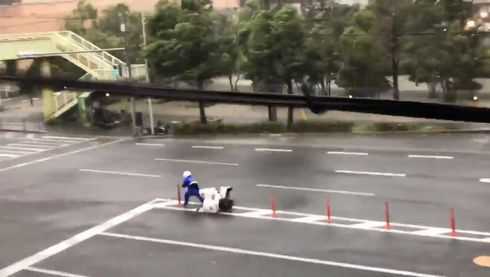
[[198, 186, 234, 213]]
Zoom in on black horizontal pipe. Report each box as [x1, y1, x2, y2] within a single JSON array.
[[2, 75, 490, 124]]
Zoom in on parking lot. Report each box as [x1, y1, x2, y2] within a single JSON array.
[[1, 133, 490, 277]]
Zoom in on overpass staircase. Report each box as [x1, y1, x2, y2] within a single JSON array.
[[0, 31, 144, 122]]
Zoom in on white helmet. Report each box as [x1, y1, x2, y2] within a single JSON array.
[[182, 170, 192, 178]]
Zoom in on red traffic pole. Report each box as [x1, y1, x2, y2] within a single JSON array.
[[450, 208, 457, 237], [271, 196, 277, 218], [177, 184, 181, 207], [384, 201, 391, 230], [325, 198, 332, 223]]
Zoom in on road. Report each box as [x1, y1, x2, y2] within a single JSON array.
[[0, 132, 489, 277]]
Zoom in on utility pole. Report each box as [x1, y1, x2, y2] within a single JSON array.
[[391, 8, 400, 101], [120, 13, 137, 135], [141, 13, 155, 135]]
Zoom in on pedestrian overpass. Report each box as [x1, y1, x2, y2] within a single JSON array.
[[0, 31, 145, 123]]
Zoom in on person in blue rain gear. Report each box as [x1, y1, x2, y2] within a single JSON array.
[[182, 170, 204, 207]]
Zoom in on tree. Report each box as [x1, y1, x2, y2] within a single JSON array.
[[238, 6, 279, 121], [146, 0, 231, 124], [98, 4, 144, 64], [401, 0, 446, 98], [401, 0, 484, 101], [65, 2, 144, 63], [366, 0, 414, 100], [214, 12, 241, 92], [64, 0, 97, 35], [303, 2, 357, 95], [238, 3, 307, 124], [337, 9, 390, 95], [271, 6, 306, 127]]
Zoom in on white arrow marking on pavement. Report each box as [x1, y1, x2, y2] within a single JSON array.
[[335, 170, 406, 177], [80, 169, 161, 178], [25, 267, 89, 277], [480, 178, 490, 183], [408, 154, 454, 160], [100, 232, 445, 277], [155, 158, 239, 166], [255, 148, 293, 152], [256, 184, 375, 197], [192, 145, 225, 150], [136, 143, 165, 147], [327, 151, 369, 156]]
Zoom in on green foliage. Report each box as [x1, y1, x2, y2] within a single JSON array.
[[400, 0, 485, 100], [337, 8, 390, 92], [64, 2, 143, 63], [146, 0, 231, 87], [174, 121, 285, 135], [239, 5, 307, 92], [64, 0, 488, 101]]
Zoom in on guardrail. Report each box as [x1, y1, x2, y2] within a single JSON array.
[[53, 91, 77, 111], [56, 31, 125, 67]]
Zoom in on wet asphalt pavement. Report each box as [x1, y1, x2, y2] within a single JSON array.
[[0, 132, 490, 277]]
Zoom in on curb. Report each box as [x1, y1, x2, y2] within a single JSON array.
[[0, 128, 48, 134]]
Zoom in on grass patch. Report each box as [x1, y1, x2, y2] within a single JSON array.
[[174, 121, 285, 135], [290, 121, 355, 133], [174, 120, 462, 135]]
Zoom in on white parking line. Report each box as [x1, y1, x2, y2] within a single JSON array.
[[335, 170, 406, 177], [100, 232, 444, 277], [8, 143, 53, 149], [136, 143, 165, 147], [350, 222, 385, 229], [480, 178, 490, 183], [0, 149, 32, 154], [25, 266, 89, 277], [0, 153, 19, 158], [23, 140, 66, 146], [0, 198, 155, 276], [29, 138, 83, 144], [154, 199, 490, 244], [412, 228, 449, 236], [79, 169, 161, 178], [155, 158, 239, 167], [256, 184, 375, 197], [192, 145, 225, 150], [0, 146, 45, 152], [0, 138, 125, 172], [327, 151, 369, 156], [42, 136, 92, 141], [255, 148, 293, 152], [408, 154, 454, 160]]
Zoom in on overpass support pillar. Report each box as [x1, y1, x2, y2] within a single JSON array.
[[5, 60, 17, 76], [40, 59, 55, 122], [78, 93, 91, 127]]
